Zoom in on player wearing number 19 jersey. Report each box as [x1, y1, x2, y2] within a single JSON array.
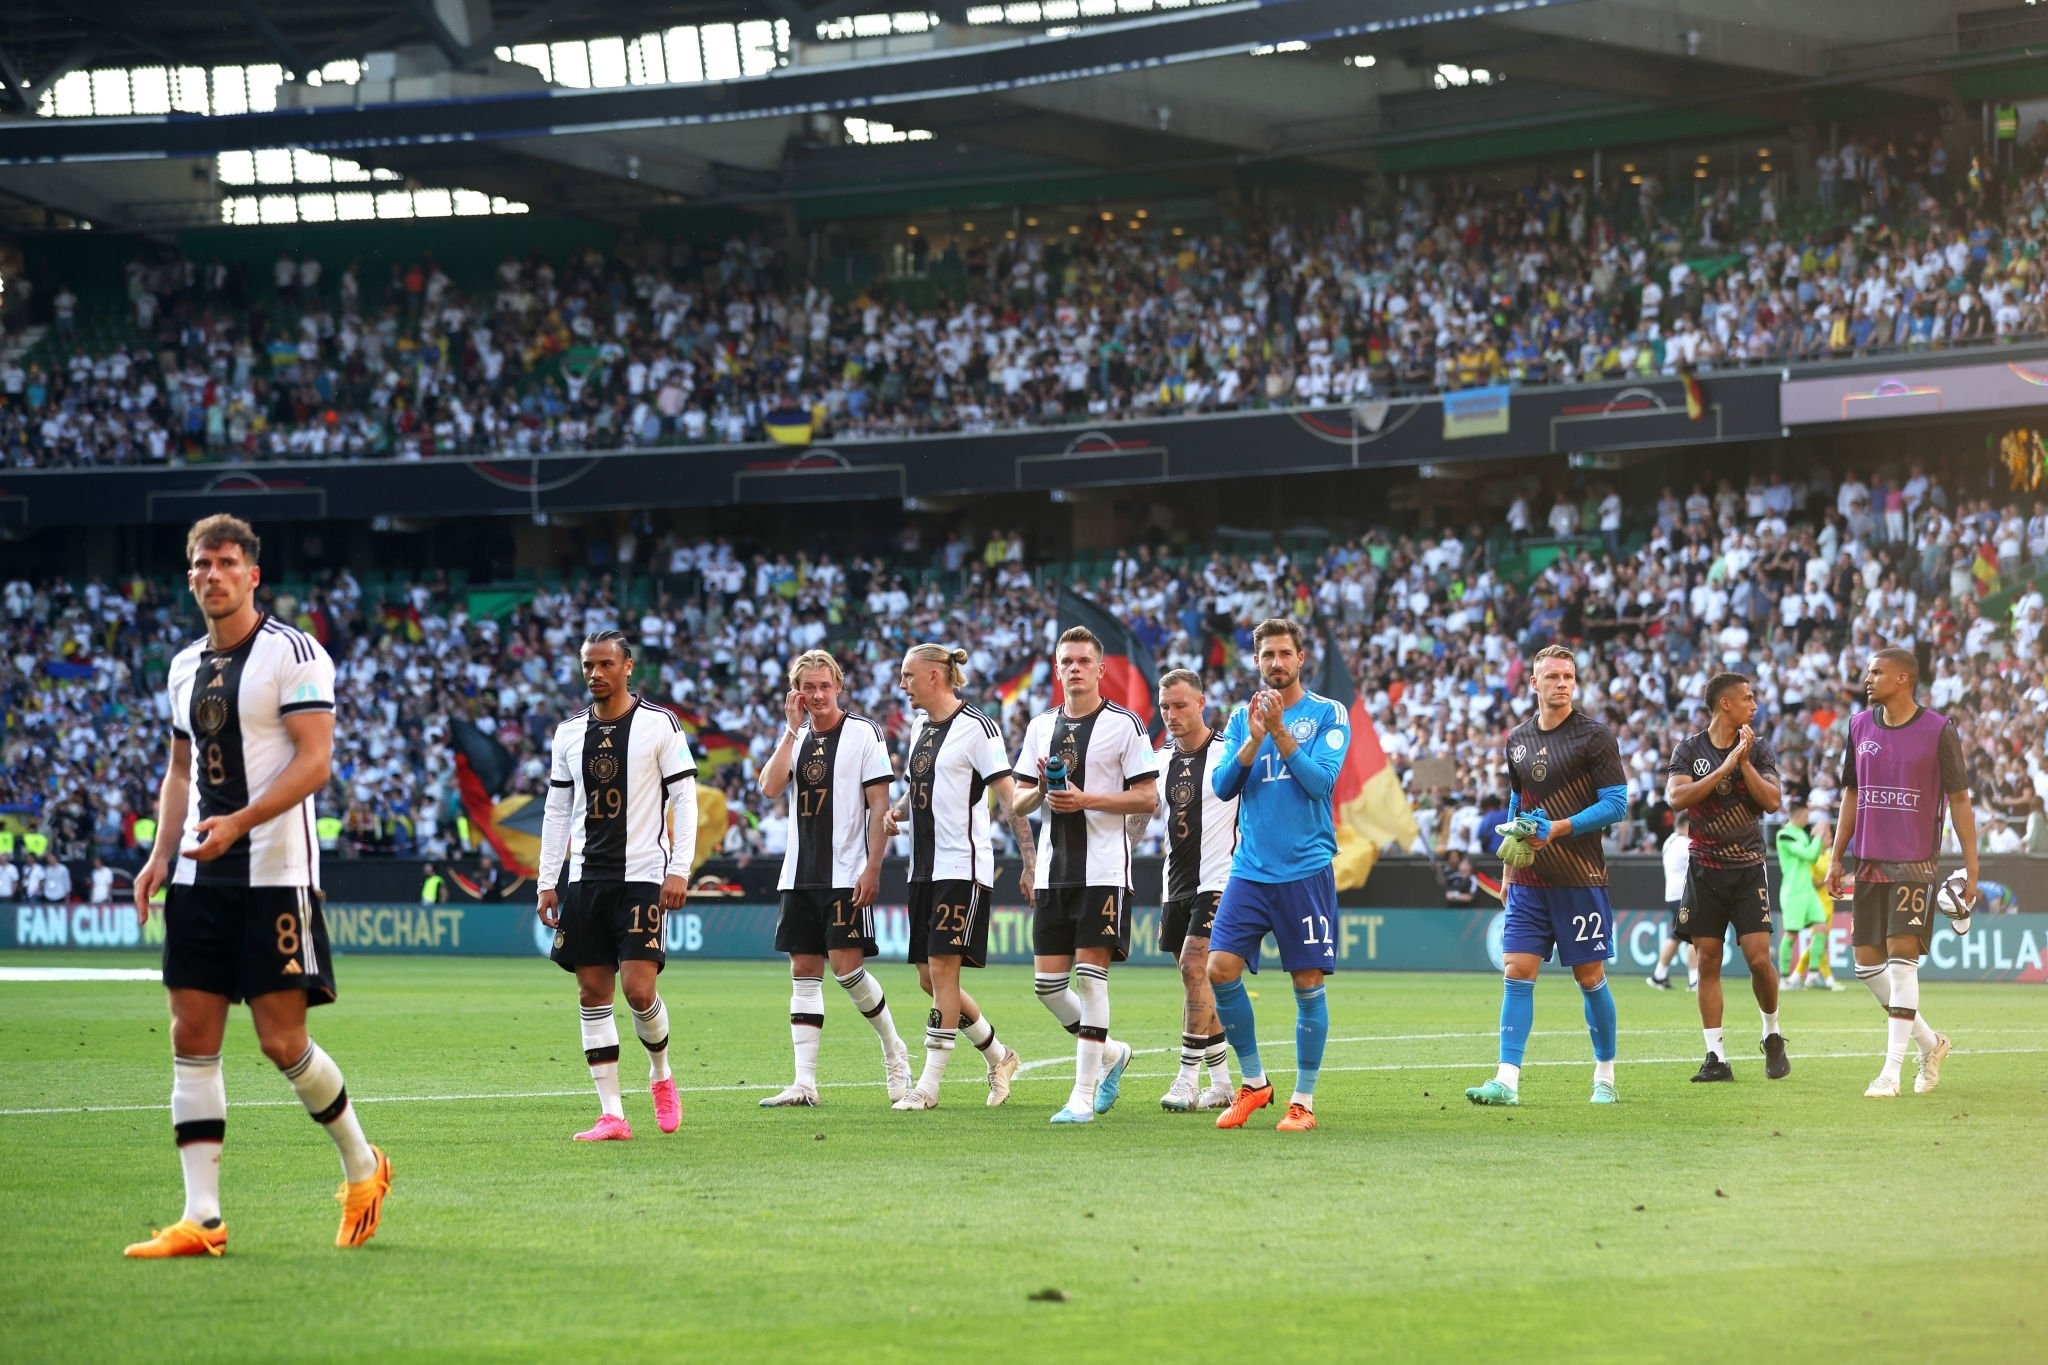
[[538, 630, 698, 1141], [1207, 619, 1349, 1133], [1466, 645, 1626, 1108]]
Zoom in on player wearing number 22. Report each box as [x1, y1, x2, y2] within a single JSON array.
[[1467, 644, 1627, 1108], [127, 514, 390, 1259], [538, 629, 699, 1141], [1664, 671, 1787, 1084], [1207, 618, 1349, 1133]]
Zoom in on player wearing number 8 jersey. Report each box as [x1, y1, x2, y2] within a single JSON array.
[[756, 650, 912, 1108], [1206, 619, 1349, 1133], [537, 630, 698, 1141], [1466, 645, 1626, 1109], [126, 515, 390, 1260]]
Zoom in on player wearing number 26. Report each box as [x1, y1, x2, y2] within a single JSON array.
[[1466, 644, 1627, 1109], [1206, 619, 1350, 1133], [127, 514, 390, 1259], [538, 629, 699, 1141]]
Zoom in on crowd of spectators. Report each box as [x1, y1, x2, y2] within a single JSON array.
[[6, 123, 2048, 469], [6, 453, 2048, 901]]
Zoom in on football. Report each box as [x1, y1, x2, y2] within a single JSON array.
[[1937, 875, 1975, 935]]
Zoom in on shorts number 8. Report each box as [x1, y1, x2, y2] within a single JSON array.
[[275, 912, 300, 958]]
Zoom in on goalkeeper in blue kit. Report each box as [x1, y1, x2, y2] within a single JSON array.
[[1469, 645, 1629, 1106], [1206, 619, 1350, 1133]]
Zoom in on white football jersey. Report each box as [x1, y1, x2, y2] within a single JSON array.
[[1016, 700, 1156, 890], [540, 698, 698, 890], [1155, 731, 1238, 899], [777, 712, 893, 891], [903, 703, 1011, 888], [168, 614, 334, 889]]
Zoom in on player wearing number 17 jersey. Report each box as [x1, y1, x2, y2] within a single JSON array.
[[538, 630, 698, 1141], [756, 650, 912, 1108], [1466, 645, 1626, 1108]]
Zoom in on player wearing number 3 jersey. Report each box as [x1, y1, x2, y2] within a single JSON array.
[[538, 630, 699, 1142], [1467, 644, 1626, 1109], [1206, 619, 1349, 1133]]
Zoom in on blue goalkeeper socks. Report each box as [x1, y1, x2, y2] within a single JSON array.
[[1581, 978, 1618, 1063], [1212, 975, 1263, 1085], [1499, 976, 1535, 1066], [1293, 984, 1328, 1096]]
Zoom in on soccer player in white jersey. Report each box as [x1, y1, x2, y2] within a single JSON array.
[[127, 514, 390, 1258], [1015, 626, 1163, 1121], [756, 649, 913, 1107], [1149, 669, 1237, 1112], [887, 643, 1031, 1111], [1011, 626, 1158, 1124], [537, 630, 698, 1141]]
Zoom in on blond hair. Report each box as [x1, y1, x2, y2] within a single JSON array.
[[787, 649, 844, 690], [904, 642, 969, 688], [1532, 643, 1576, 669]]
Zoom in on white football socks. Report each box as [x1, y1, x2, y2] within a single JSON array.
[[171, 1051, 225, 1224], [282, 1041, 378, 1183]]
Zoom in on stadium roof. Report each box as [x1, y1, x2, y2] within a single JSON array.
[[1, 1, 2044, 231]]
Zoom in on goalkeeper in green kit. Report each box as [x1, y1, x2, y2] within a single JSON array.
[[1776, 810, 1841, 990]]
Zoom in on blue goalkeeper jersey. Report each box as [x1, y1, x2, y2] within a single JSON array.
[[1212, 690, 1350, 884]]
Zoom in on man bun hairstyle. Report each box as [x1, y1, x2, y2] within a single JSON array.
[[906, 642, 969, 688]]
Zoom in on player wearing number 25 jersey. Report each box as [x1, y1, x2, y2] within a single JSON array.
[[539, 630, 698, 1142], [1467, 645, 1625, 1109]]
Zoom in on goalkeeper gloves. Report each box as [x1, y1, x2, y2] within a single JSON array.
[[1496, 809, 1548, 869]]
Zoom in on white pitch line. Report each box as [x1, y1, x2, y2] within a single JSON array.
[[4, 1047, 2041, 1118]]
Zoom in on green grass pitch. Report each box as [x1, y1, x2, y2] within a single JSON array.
[[2, 952, 2041, 1363]]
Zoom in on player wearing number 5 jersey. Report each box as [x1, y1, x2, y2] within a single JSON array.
[[538, 630, 698, 1142], [126, 515, 389, 1260], [1466, 645, 1626, 1109], [1206, 619, 1349, 1134]]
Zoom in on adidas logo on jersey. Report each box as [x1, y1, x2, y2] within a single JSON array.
[[599, 736, 614, 749], [645, 937, 660, 949], [282, 960, 303, 975]]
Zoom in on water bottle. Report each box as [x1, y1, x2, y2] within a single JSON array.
[[1045, 755, 1069, 791]]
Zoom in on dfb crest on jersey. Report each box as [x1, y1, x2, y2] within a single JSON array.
[[910, 748, 934, 776], [1289, 715, 1319, 744], [1169, 780, 1195, 808], [194, 693, 229, 736], [1693, 757, 1713, 776], [1715, 776, 1733, 796], [589, 752, 619, 785], [801, 758, 828, 785]]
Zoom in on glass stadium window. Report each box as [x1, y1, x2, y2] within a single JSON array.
[[209, 66, 249, 115], [700, 24, 742, 80], [587, 37, 630, 89], [217, 150, 257, 186], [548, 41, 593, 88], [662, 29, 706, 83], [625, 34, 667, 85], [130, 67, 172, 114], [253, 149, 296, 185]]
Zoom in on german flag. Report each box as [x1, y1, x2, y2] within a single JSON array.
[[379, 603, 424, 643], [654, 703, 747, 770], [1055, 588, 1163, 740], [993, 663, 1035, 711], [1315, 636, 1419, 891], [450, 720, 534, 875]]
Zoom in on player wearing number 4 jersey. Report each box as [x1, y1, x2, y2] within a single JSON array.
[[1828, 648, 1975, 1099], [538, 630, 698, 1141], [757, 650, 912, 1108], [126, 515, 389, 1260], [1665, 672, 1788, 1083], [1207, 619, 1348, 1133], [1012, 626, 1158, 1125], [1467, 645, 1625, 1109]]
